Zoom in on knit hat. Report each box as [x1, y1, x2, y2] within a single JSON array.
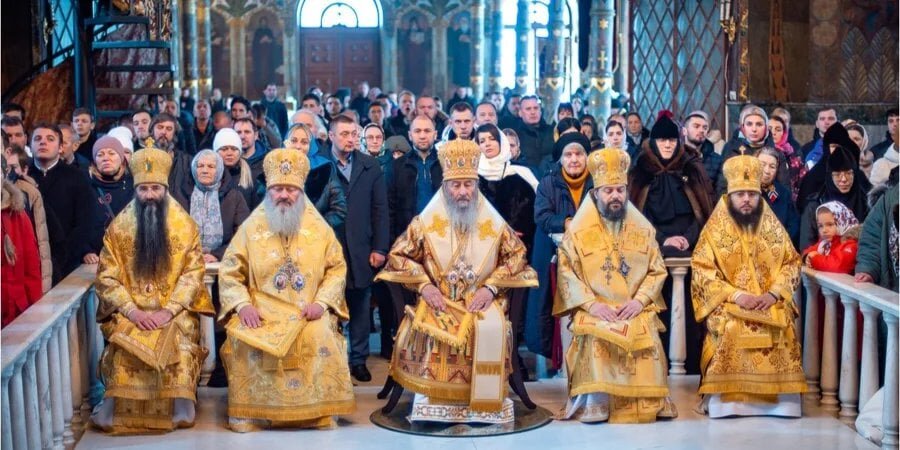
[[213, 128, 242, 153], [106, 126, 134, 153], [650, 115, 680, 140], [92, 136, 126, 162], [385, 135, 411, 154], [739, 105, 768, 127], [553, 132, 591, 161]]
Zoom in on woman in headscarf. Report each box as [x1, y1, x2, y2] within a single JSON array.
[[843, 119, 874, 179], [758, 146, 800, 246], [284, 123, 347, 230], [476, 123, 539, 254], [628, 115, 713, 375], [768, 115, 807, 201], [799, 144, 872, 250], [525, 132, 593, 365], [172, 149, 250, 263]]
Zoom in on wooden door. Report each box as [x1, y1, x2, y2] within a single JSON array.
[[299, 28, 381, 94]]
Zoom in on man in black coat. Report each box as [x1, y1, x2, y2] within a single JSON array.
[[327, 115, 390, 382], [29, 123, 97, 284], [869, 108, 898, 161], [513, 95, 555, 171], [389, 115, 443, 241]]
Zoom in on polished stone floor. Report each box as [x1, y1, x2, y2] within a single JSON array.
[[78, 353, 877, 450]]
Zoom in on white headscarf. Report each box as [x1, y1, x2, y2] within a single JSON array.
[[476, 130, 539, 190]]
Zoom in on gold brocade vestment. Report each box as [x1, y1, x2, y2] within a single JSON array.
[[375, 192, 537, 412], [691, 198, 807, 398], [554, 201, 675, 423], [95, 198, 214, 433], [218, 204, 355, 426]]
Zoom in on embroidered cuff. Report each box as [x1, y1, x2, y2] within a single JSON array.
[[235, 302, 252, 313], [119, 302, 138, 317], [163, 302, 183, 317]]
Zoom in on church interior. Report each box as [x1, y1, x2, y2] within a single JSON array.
[[0, 0, 898, 449]]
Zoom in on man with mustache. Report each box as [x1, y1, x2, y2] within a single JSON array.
[[691, 155, 806, 418], [218, 148, 355, 432], [92, 146, 215, 434], [375, 139, 537, 424], [554, 147, 676, 424]]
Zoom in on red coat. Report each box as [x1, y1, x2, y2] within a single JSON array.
[[1, 209, 43, 327], [803, 236, 859, 274]]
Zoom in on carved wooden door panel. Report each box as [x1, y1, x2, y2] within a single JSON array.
[[299, 28, 381, 94]]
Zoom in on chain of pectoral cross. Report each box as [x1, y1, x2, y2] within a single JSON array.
[[601, 241, 630, 284]]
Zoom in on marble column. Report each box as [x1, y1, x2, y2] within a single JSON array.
[[181, 0, 200, 97], [883, 313, 899, 450], [288, 23, 301, 100], [667, 263, 690, 375], [197, 0, 213, 96], [858, 304, 882, 410], [513, 0, 529, 94], [540, 0, 566, 123], [283, 15, 297, 101], [10, 364, 26, 450], [2, 375, 12, 450], [433, 18, 449, 97], [381, 18, 398, 98], [802, 275, 822, 400], [228, 17, 247, 96], [837, 295, 859, 425], [171, 0, 183, 92], [488, 0, 502, 92], [819, 287, 840, 414], [470, 0, 486, 100], [587, 0, 614, 119]]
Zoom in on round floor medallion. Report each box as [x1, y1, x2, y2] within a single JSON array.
[[370, 398, 553, 437]]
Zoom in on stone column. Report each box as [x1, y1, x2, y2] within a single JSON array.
[[513, 0, 529, 94], [801, 275, 821, 400], [381, 17, 398, 96], [587, 0, 614, 119], [858, 304, 882, 410], [614, 1, 630, 101], [181, 0, 200, 97], [282, 15, 297, 101], [838, 294, 859, 425], [470, 0, 486, 100], [170, 0, 183, 93], [540, 0, 566, 123], [488, 0, 503, 92], [197, 0, 213, 97], [228, 17, 247, 96], [433, 18, 450, 97], [288, 23, 301, 99], [820, 287, 840, 414]]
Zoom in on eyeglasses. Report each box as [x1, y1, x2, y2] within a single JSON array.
[[831, 171, 854, 181]]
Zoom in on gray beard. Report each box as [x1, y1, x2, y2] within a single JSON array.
[[595, 195, 627, 223], [264, 195, 305, 237], [134, 196, 170, 280], [443, 187, 480, 235]]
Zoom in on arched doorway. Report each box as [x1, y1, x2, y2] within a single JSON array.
[[297, 0, 383, 95]]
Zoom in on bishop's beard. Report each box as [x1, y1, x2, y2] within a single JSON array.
[[442, 185, 480, 235], [264, 194, 305, 238], [727, 199, 764, 229], [134, 195, 171, 280], [595, 194, 627, 222]]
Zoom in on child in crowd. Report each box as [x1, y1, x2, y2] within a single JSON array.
[[803, 201, 860, 274]]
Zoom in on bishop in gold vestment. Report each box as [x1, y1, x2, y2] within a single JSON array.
[[375, 140, 537, 423], [93, 147, 214, 434], [218, 148, 355, 432], [554, 148, 676, 424], [691, 155, 807, 418]]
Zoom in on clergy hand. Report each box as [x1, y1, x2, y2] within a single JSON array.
[[754, 294, 777, 311], [588, 302, 619, 322], [83, 253, 100, 264], [149, 309, 174, 329], [128, 309, 158, 331], [421, 285, 447, 312], [302, 303, 324, 320], [468, 288, 494, 312], [734, 294, 760, 310], [855, 272, 874, 283], [369, 252, 386, 268], [616, 300, 643, 320], [203, 254, 219, 263], [238, 305, 263, 328]]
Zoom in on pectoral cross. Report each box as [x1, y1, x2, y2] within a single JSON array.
[[601, 254, 615, 284]]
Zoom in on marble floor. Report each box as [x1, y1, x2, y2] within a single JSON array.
[[78, 354, 877, 450]]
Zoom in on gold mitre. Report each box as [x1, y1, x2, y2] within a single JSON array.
[[130, 146, 173, 187], [723, 154, 761, 193], [438, 139, 481, 181], [587, 147, 630, 187], [263, 148, 310, 189]]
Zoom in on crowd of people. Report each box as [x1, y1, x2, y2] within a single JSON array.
[[0, 80, 897, 436]]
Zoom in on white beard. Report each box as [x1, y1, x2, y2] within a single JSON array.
[[264, 195, 305, 237], [443, 187, 480, 235]]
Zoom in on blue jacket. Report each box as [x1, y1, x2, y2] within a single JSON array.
[[764, 180, 800, 248]]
